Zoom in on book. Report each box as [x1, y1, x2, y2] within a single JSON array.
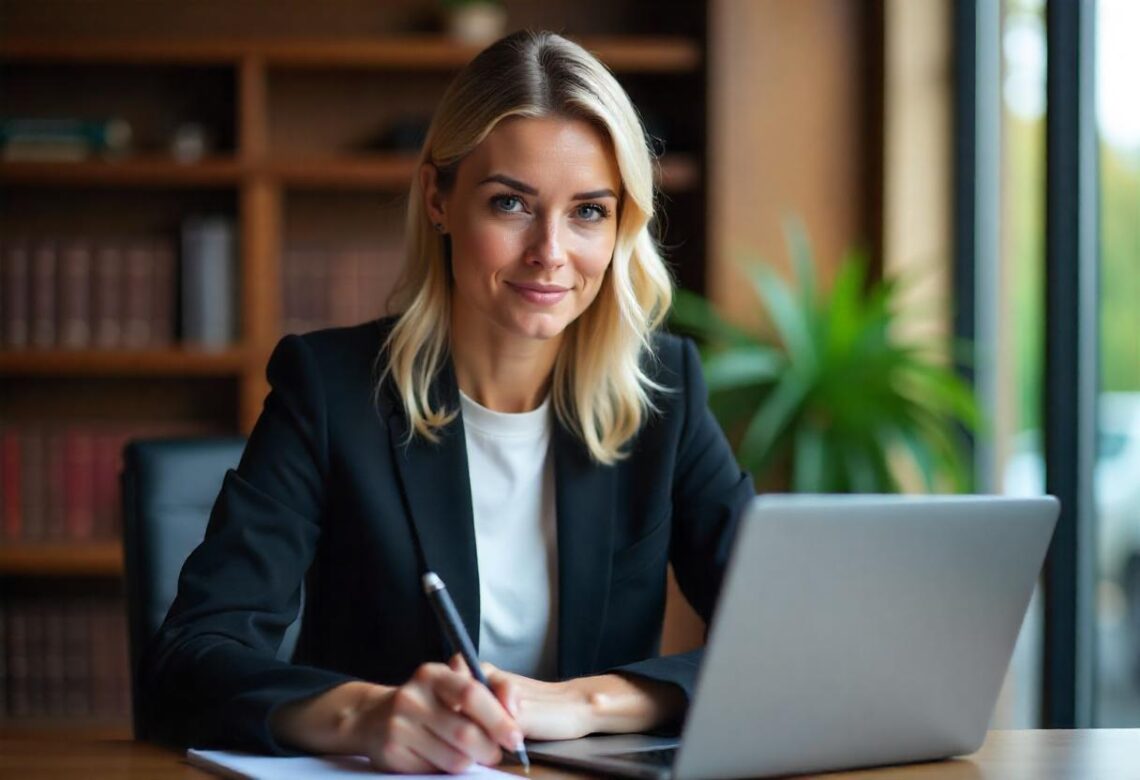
[[29, 241, 57, 349], [2, 242, 30, 348], [92, 243, 124, 349], [57, 240, 93, 348], [181, 217, 237, 350]]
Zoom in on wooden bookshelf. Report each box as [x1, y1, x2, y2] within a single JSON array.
[[0, 157, 244, 187], [0, 348, 247, 377], [0, 35, 701, 72], [0, 543, 123, 577]]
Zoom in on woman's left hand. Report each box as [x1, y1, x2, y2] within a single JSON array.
[[447, 656, 686, 741], [446, 656, 594, 740]]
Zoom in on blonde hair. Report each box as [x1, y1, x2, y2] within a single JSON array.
[[379, 30, 673, 464]]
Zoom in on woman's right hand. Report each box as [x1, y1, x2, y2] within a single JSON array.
[[271, 661, 524, 774]]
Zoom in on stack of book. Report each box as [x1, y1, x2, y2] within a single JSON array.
[[0, 593, 130, 721], [282, 242, 403, 335], [0, 118, 132, 162], [0, 421, 223, 544], [1, 238, 176, 350]]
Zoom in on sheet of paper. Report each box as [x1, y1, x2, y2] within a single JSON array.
[[187, 749, 520, 779]]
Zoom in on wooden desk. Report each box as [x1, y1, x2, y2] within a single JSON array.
[[0, 730, 1137, 779]]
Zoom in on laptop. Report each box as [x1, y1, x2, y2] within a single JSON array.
[[527, 494, 1059, 779]]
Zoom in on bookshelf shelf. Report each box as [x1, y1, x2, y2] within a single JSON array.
[[0, 349, 247, 378], [0, 157, 244, 187], [1, 36, 701, 73], [268, 154, 418, 189], [267, 152, 700, 192], [0, 542, 123, 576]]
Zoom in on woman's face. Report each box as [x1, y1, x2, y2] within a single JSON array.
[[423, 115, 621, 343]]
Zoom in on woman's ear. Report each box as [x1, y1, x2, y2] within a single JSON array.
[[420, 163, 448, 232]]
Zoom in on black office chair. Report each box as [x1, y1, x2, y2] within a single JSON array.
[[120, 437, 302, 739]]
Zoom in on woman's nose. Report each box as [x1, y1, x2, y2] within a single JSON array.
[[526, 217, 567, 269]]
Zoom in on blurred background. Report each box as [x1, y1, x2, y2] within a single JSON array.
[[0, 0, 1136, 738]]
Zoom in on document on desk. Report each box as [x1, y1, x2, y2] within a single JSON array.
[[187, 749, 518, 779]]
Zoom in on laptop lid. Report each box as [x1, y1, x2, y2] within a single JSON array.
[[672, 493, 1058, 779], [529, 494, 1058, 780]]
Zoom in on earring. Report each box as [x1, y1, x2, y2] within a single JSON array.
[[433, 222, 446, 233]]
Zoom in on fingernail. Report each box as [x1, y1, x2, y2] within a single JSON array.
[[510, 730, 524, 749]]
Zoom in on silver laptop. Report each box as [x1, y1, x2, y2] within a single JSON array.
[[528, 494, 1059, 779]]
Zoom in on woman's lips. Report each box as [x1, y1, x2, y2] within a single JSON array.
[[507, 281, 570, 305]]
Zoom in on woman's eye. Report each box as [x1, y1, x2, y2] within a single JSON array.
[[491, 195, 524, 213], [576, 203, 610, 221]]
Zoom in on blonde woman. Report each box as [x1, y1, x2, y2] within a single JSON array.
[[142, 30, 753, 774]]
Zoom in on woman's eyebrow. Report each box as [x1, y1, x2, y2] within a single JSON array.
[[478, 173, 617, 201]]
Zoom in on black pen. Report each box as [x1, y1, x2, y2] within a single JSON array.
[[422, 571, 531, 774]]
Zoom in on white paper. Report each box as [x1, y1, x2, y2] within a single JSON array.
[[187, 749, 519, 779]]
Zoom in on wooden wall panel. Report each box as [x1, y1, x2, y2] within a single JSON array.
[[707, 0, 881, 325]]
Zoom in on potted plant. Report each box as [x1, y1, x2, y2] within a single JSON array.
[[670, 222, 978, 493]]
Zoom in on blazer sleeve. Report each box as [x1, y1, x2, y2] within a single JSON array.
[[609, 336, 755, 707], [140, 334, 356, 753]]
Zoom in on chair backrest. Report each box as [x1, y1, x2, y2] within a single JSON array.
[[121, 437, 302, 739]]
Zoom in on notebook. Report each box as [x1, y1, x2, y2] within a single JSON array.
[[186, 748, 519, 779]]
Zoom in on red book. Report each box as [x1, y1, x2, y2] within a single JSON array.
[[1, 429, 22, 541], [92, 242, 124, 349], [29, 240, 58, 348], [43, 427, 67, 540], [122, 241, 154, 348], [64, 429, 96, 541], [2, 241, 31, 349], [21, 427, 45, 542], [57, 239, 93, 349]]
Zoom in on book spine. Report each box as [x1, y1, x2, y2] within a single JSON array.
[[43, 600, 66, 716], [92, 242, 124, 349], [63, 598, 91, 717], [7, 599, 29, 718], [29, 241, 58, 348], [1, 429, 22, 541], [2, 242, 30, 348], [43, 427, 67, 541], [152, 239, 176, 347], [181, 217, 237, 349], [122, 242, 154, 349], [64, 429, 95, 541], [57, 240, 93, 349], [21, 428, 44, 542]]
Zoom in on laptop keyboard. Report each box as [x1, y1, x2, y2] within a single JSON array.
[[604, 747, 679, 767]]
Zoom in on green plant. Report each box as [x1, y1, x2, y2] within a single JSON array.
[[670, 223, 979, 493]]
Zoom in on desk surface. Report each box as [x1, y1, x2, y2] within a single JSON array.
[[1, 730, 1137, 779]]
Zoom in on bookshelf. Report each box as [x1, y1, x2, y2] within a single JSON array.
[[0, 20, 708, 736]]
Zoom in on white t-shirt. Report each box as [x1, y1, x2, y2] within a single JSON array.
[[459, 390, 559, 680]]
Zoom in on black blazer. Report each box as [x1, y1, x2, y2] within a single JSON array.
[[140, 317, 754, 753]]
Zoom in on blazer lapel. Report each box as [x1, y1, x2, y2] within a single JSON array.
[[554, 423, 616, 680], [387, 361, 481, 656]]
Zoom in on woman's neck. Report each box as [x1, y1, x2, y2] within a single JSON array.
[[449, 311, 562, 413]]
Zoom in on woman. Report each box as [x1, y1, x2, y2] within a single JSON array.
[[142, 30, 753, 774]]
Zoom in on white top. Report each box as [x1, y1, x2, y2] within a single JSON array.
[[459, 390, 559, 680]]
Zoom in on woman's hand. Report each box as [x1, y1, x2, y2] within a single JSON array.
[[271, 662, 523, 775], [473, 659, 687, 741]]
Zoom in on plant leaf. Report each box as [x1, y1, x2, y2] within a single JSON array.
[[703, 345, 786, 392]]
